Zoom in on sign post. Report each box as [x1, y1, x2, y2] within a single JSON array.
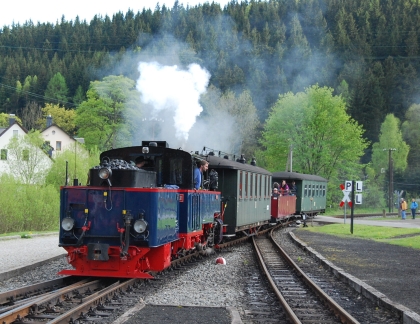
[[350, 180, 355, 234], [340, 184, 352, 223], [341, 181, 363, 233]]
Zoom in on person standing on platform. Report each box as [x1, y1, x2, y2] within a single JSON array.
[[400, 198, 407, 220], [410, 198, 418, 219]]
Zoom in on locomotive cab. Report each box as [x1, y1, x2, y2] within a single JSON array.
[[88, 141, 194, 189]]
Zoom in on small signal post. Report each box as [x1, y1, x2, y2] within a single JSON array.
[[341, 180, 363, 234]]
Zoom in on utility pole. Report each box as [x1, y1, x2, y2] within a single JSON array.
[[383, 148, 396, 213]]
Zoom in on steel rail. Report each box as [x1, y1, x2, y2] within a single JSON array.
[[0, 279, 94, 324], [49, 279, 138, 324], [268, 229, 360, 324], [252, 235, 301, 323]]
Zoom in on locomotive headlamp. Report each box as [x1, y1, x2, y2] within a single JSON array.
[[99, 167, 112, 180], [134, 219, 148, 233], [61, 217, 75, 231], [142, 147, 149, 153]]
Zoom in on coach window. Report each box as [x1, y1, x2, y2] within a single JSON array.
[[308, 184, 312, 197], [258, 175, 261, 199], [245, 172, 248, 198], [266, 176, 269, 198], [316, 185, 319, 196], [304, 184, 307, 197], [239, 171, 243, 198], [250, 173, 254, 198], [323, 185, 326, 196]]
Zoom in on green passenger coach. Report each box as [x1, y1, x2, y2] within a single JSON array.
[[206, 154, 272, 236], [272, 171, 327, 217]]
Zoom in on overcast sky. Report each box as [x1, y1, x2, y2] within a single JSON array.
[[1, 0, 233, 27]]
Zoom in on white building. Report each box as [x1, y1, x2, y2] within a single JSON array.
[[41, 115, 84, 158]]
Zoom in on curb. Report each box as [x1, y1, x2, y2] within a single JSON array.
[[0, 232, 58, 241], [0, 253, 67, 281], [289, 231, 420, 324]]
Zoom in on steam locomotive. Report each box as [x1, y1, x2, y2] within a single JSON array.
[[58, 141, 326, 279]]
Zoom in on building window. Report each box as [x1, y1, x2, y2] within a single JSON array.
[[1, 149, 7, 160], [13, 130, 18, 137], [56, 141, 62, 151], [22, 149, 29, 161]]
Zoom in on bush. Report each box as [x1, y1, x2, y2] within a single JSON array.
[[0, 174, 59, 233]]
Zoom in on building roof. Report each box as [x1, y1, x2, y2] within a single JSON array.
[[0, 121, 28, 137]]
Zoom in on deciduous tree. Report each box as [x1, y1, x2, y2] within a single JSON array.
[[6, 130, 52, 184], [261, 85, 368, 205], [75, 75, 142, 151], [36, 103, 77, 134]]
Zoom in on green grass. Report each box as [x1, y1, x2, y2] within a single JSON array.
[[300, 224, 420, 249]]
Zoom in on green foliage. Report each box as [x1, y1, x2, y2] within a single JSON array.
[[44, 72, 69, 105], [73, 85, 86, 106], [0, 174, 59, 234], [45, 144, 99, 188], [261, 85, 368, 207], [75, 75, 142, 151], [0, 113, 22, 127], [36, 103, 77, 134], [261, 85, 368, 177], [372, 114, 410, 180], [402, 104, 420, 173]]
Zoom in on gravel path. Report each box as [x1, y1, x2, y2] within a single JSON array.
[[0, 234, 65, 275]]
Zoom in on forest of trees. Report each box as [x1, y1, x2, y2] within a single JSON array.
[[1, 0, 420, 205]]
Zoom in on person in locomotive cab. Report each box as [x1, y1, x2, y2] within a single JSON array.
[[280, 180, 289, 196], [194, 160, 209, 189], [135, 156, 148, 169]]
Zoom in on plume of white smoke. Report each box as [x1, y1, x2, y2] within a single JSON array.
[[136, 62, 210, 142]]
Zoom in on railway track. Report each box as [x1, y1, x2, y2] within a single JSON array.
[[0, 276, 146, 324], [0, 221, 292, 324], [252, 229, 360, 324]]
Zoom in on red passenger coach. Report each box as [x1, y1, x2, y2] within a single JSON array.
[[271, 195, 296, 220]]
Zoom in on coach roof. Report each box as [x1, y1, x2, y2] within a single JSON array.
[[206, 155, 271, 175]]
